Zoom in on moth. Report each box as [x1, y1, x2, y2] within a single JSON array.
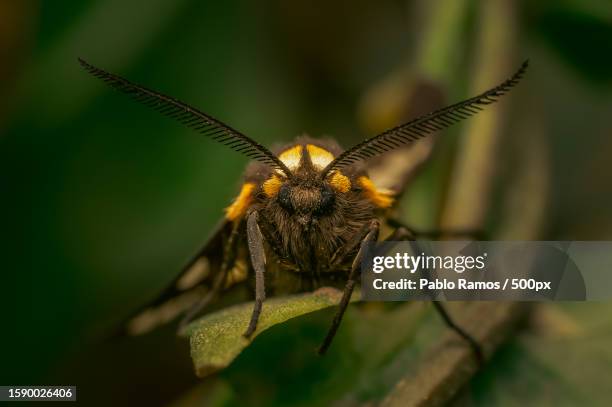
[[79, 58, 527, 356]]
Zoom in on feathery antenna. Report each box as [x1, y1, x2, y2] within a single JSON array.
[[321, 60, 529, 177], [78, 58, 292, 177]]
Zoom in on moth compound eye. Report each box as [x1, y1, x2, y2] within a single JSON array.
[[315, 184, 335, 216], [277, 184, 293, 212]]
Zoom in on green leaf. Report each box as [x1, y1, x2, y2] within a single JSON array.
[[185, 287, 354, 377], [172, 301, 433, 406]]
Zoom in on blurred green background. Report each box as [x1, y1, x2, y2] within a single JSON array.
[[2, 0, 612, 405]]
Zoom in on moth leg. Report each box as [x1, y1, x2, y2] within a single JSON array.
[[390, 225, 484, 363], [178, 222, 240, 332], [244, 210, 267, 338], [386, 218, 487, 240], [432, 301, 483, 363], [330, 222, 372, 268], [318, 219, 380, 355]]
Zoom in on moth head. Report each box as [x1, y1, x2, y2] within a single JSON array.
[[262, 144, 352, 225]]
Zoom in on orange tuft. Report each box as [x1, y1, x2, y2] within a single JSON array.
[[328, 171, 351, 193], [358, 176, 394, 208], [262, 175, 283, 197], [225, 183, 255, 220]]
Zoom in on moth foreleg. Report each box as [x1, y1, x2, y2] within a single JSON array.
[[318, 219, 380, 355], [431, 301, 483, 364], [387, 224, 484, 363], [244, 210, 266, 338]]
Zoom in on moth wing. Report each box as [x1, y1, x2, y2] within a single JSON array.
[[366, 137, 436, 198], [119, 219, 243, 336], [365, 79, 445, 198]]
